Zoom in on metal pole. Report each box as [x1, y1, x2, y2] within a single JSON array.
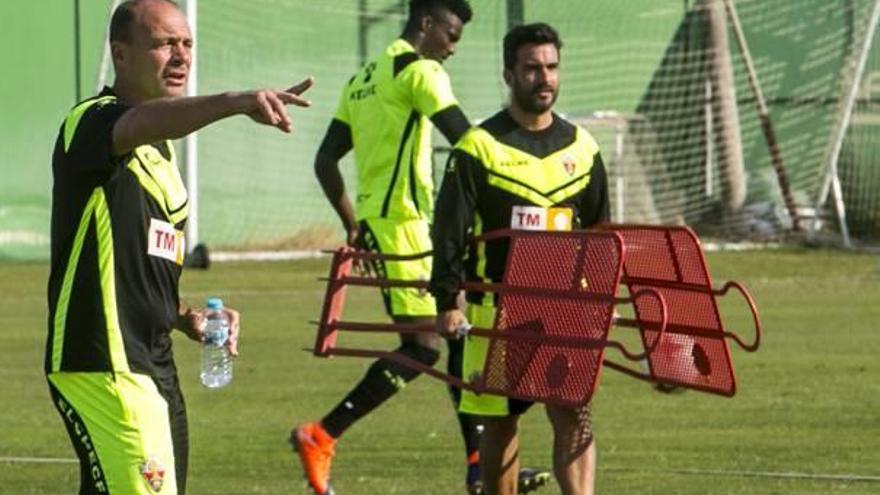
[[705, 0, 745, 212], [74, 0, 82, 101], [96, 0, 123, 93], [507, 0, 524, 29], [184, 0, 199, 253], [358, 0, 368, 66], [705, 78, 714, 197], [813, 0, 880, 247], [723, 0, 800, 229], [398, 0, 407, 32], [615, 123, 625, 223]]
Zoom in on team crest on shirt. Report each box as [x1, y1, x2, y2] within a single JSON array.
[[140, 456, 166, 492], [561, 154, 577, 176]]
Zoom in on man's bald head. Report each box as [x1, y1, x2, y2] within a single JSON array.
[[108, 0, 192, 103], [110, 0, 180, 43]]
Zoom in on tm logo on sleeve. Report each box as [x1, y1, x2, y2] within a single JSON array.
[[147, 218, 185, 265]]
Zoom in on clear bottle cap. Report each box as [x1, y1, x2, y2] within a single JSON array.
[[206, 297, 224, 310]]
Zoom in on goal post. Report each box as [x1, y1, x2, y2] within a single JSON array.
[[183, 0, 199, 254], [813, 0, 880, 247]]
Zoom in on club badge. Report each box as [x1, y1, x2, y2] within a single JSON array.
[[141, 456, 166, 493], [561, 154, 577, 176]]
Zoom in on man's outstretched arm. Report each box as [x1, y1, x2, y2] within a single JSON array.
[[113, 77, 315, 155]]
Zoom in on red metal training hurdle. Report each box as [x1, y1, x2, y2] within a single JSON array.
[[598, 225, 762, 397], [313, 229, 668, 408], [311, 227, 761, 405]]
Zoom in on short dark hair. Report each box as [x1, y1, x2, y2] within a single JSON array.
[[406, 0, 473, 30], [503, 22, 563, 70], [109, 0, 178, 43]]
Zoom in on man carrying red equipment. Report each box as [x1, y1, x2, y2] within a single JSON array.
[[431, 23, 610, 495]]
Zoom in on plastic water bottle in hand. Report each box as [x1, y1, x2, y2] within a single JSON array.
[[200, 297, 232, 388]]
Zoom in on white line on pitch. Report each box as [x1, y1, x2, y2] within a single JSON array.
[[0, 456, 77, 464], [603, 466, 880, 482]]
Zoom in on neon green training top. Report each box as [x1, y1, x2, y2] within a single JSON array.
[[334, 38, 459, 221]]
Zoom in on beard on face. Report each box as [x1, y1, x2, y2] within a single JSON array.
[[512, 80, 558, 114]]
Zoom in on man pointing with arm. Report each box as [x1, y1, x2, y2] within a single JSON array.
[[45, 1, 313, 494]]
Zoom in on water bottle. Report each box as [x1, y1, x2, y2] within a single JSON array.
[[200, 297, 232, 388]]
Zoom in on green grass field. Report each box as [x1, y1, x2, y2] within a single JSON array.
[[2, 248, 879, 494]]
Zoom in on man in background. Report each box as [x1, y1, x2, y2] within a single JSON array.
[[431, 22, 610, 495]]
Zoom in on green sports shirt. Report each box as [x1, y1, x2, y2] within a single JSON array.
[[46, 87, 188, 377], [333, 38, 460, 221]]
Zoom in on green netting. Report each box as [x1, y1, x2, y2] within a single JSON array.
[[0, 0, 113, 261], [192, 0, 685, 249], [3, 0, 879, 261]]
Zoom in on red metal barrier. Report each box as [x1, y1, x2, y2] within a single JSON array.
[[313, 230, 667, 407], [598, 225, 762, 397], [311, 226, 760, 405]]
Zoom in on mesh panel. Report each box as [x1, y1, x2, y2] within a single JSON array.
[[481, 232, 623, 406], [670, 229, 710, 286], [615, 226, 736, 395]]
